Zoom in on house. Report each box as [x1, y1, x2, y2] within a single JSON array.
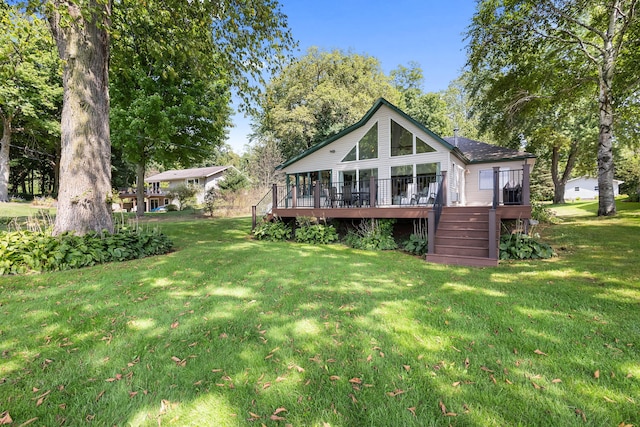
[[565, 176, 624, 201], [254, 98, 536, 267], [120, 166, 233, 211]]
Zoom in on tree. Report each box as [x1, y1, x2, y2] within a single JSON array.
[[468, 0, 640, 216], [0, 6, 62, 202], [109, 0, 235, 217], [33, 0, 294, 234], [244, 135, 285, 188], [166, 184, 197, 211], [256, 48, 401, 159]]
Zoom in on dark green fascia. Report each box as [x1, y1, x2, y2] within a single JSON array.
[[276, 98, 457, 170]]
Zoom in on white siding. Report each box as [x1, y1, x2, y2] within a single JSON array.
[[465, 161, 529, 206]]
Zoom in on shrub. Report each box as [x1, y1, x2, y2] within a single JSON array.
[[345, 219, 397, 251], [499, 233, 555, 260], [531, 200, 557, 223], [253, 218, 292, 241], [0, 227, 173, 275], [294, 217, 338, 244], [403, 218, 428, 256]]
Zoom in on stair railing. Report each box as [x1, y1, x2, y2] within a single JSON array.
[[251, 187, 273, 230]]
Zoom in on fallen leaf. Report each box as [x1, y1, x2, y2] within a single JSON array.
[[603, 396, 616, 403], [96, 390, 105, 402], [464, 358, 470, 369], [480, 366, 494, 373], [270, 415, 286, 421], [248, 412, 261, 419], [366, 354, 372, 362], [18, 417, 38, 426], [273, 407, 287, 415], [35, 390, 51, 406], [534, 349, 548, 356], [532, 381, 542, 389], [594, 370, 600, 379], [439, 400, 447, 415], [329, 375, 340, 381], [387, 389, 405, 397], [505, 378, 513, 385], [171, 321, 179, 329], [552, 378, 562, 383], [349, 393, 358, 403], [0, 412, 12, 425], [403, 365, 411, 371], [348, 378, 362, 384], [129, 391, 138, 398], [575, 408, 587, 422], [407, 407, 416, 416], [445, 412, 458, 417], [452, 381, 461, 387]]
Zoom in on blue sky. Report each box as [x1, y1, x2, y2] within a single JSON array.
[[227, 0, 478, 153]]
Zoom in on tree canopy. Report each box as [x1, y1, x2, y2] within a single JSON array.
[[467, 0, 640, 215], [0, 6, 62, 201], [255, 48, 402, 160]]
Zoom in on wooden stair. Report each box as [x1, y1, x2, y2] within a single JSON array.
[[426, 207, 499, 267]]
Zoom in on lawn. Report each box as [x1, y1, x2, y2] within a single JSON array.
[[0, 201, 638, 426]]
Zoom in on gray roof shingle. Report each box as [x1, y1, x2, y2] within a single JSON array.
[[444, 137, 535, 163], [144, 166, 229, 182]]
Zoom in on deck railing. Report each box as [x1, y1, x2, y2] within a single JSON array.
[[492, 165, 530, 208], [270, 175, 444, 209], [251, 187, 274, 230]]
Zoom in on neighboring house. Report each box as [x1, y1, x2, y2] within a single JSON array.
[[254, 98, 537, 267], [565, 176, 624, 201], [119, 166, 233, 211]]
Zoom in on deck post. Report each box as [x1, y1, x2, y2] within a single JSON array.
[[488, 209, 498, 260], [428, 209, 436, 255], [272, 184, 277, 210], [292, 186, 297, 208], [522, 163, 531, 205], [314, 181, 321, 208], [441, 171, 448, 206], [252, 205, 257, 230], [370, 176, 376, 207], [492, 167, 500, 209]]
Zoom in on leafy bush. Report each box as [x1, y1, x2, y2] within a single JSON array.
[[531, 200, 557, 223], [499, 233, 555, 260], [0, 227, 173, 275], [294, 217, 338, 244], [403, 218, 428, 256], [345, 219, 397, 251], [253, 218, 292, 241]]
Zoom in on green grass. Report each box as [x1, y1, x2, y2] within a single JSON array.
[[0, 202, 55, 219], [0, 201, 639, 426]]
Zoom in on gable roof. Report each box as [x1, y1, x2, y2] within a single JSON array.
[[443, 137, 536, 164], [276, 98, 534, 169], [566, 176, 624, 185], [145, 166, 230, 182]]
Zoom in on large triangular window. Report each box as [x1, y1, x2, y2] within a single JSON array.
[[416, 136, 436, 153], [341, 122, 378, 162], [342, 146, 356, 162], [358, 123, 378, 160], [391, 120, 413, 156]]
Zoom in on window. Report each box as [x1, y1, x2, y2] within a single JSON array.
[[391, 120, 413, 156], [479, 170, 493, 190], [358, 168, 378, 191], [342, 146, 356, 162], [416, 136, 436, 153], [341, 122, 378, 162], [575, 187, 580, 191], [359, 123, 378, 160], [187, 178, 200, 186]]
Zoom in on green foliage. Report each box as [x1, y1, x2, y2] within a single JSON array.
[[203, 187, 219, 217], [403, 218, 428, 255], [166, 184, 197, 211], [344, 219, 397, 251], [294, 217, 338, 244], [217, 168, 249, 193], [531, 200, 557, 224], [0, 227, 172, 275], [256, 47, 402, 159], [499, 233, 554, 260], [252, 219, 292, 241], [403, 234, 428, 256]]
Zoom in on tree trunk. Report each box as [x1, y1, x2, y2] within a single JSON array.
[[597, 76, 617, 216], [551, 141, 579, 204], [136, 161, 146, 217], [48, 1, 114, 235], [0, 115, 11, 202]]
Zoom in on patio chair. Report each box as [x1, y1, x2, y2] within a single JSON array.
[[342, 185, 353, 207], [325, 187, 341, 207]]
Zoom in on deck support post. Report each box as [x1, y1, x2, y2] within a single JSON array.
[[488, 209, 498, 260], [291, 186, 297, 208], [522, 163, 531, 205], [314, 181, 321, 208], [492, 167, 500, 209], [370, 176, 376, 207], [427, 209, 436, 255], [272, 184, 278, 210], [441, 171, 448, 206], [252, 205, 257, 230]]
